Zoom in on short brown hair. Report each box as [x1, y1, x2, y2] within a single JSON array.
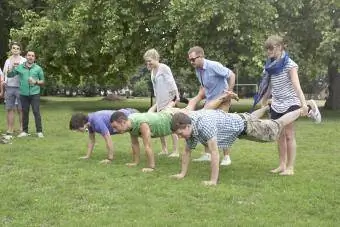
[[171, 112, 191, 132], [188, 46, 204, 57], [69, 113, 88, 130], [110, 111, 128, 123]]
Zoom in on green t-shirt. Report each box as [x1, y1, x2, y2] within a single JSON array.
[[7, 63, 44, 96], [129, 112, 172, 138]]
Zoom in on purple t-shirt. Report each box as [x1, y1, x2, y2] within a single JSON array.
[[88, 109, 136, 136]]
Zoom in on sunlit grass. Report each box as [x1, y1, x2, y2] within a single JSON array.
[[0, 97, 339, 226]]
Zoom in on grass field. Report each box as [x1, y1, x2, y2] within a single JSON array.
[[0, 97, 339, 226]]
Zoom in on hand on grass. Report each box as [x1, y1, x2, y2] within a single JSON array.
[[126, 162, 138, 167], [170, 173, 185, 180], [142, 168, 154, 172], [79, 156, 90, 160], [100, 159, 112, 164], [202, 180, 217, 186]]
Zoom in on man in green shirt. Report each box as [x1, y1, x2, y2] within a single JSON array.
[[110, 91, 239, 172], [7, 51, 45, 138], [110, 110, 175, 172]]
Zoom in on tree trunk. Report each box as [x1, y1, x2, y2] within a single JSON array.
[[324, 61, 340, 110]]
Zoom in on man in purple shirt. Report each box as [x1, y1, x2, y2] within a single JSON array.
[[69, 108, 138, 164]]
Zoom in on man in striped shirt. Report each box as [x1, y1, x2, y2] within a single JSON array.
[[170, 99, 321, 186]]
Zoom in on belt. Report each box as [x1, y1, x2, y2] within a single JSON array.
[[239, 114, 247, 136]]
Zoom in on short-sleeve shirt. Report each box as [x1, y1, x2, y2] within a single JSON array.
[[129, 112, 172, 138], [195, 59, 231, 102], [270, 58, 300, 113], [186, 110, 244, 150], [88, 109, 135, 136]]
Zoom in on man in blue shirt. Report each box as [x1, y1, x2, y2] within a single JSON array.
[[186, 46, 236, 166], [69, 108, 138, 164]]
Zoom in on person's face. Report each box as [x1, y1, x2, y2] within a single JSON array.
[[11, 44, 21, 55], [188, 52, 203, 68], [145, 58, 158, 71], [111, 120, 129, 133], [175, 125, 192, 139], [75, 123, 89, 133], [26, 51, 36, 64], [266, 44, 282, 59]]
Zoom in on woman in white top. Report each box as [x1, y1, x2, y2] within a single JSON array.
[[144, 49, 180, 157], [260, 35, 320, 176]]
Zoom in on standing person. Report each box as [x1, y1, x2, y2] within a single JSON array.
[[69, 108, 139, 164], [186, 46, 236, 166], [7, 51, 45, 138], [255, 35, 321, 175], [2, 42, 26, 135], [143, 48, 180, 157], [0, 68, 3, 100], [170, 100, 321, 186]]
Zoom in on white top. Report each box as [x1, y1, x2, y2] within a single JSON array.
[[151, 63, 179, 112], [3, 56, 26, 87]]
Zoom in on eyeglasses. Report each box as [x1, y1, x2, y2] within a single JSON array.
[[188, 56, 201, 62]]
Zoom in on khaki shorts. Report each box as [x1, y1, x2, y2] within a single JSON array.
[[240, 113, 282, 142]]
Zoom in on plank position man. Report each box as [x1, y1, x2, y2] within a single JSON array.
[[69, 108, 138, 164], [109, 92, 239, 172], [170, 99, 321, 186]]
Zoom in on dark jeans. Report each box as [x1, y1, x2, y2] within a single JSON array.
[[20, 94, 43, 133]]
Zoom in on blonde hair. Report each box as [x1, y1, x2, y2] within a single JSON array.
[[264, 35, 285, 50], [188, 46, 204, 57], [143, 48, 160, 61]]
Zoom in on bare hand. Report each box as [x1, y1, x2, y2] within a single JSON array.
[[300, 105, 308, 116], [126, 162, 138, 167], [202, 180, 217, 186], [99, 159, 112, 164], [28, 77, 36, 85], [79, 156, 90, 160], [142, 167, 154, 172], [170, 173, 185, 180]]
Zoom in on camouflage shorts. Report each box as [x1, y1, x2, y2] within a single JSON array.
[[239, 113, 282, 142]]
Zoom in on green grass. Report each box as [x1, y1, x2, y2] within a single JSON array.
[[0, 97, 339, 226]]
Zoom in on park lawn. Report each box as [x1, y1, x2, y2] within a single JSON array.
[[0, 97, 339, 226]]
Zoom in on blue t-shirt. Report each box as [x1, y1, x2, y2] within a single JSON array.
[[88, 109, 137, 136], [195, 59, 231, 102]]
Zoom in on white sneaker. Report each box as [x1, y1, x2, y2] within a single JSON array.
[[220, 155, 232, 166], [17, 132, 29, 138], [37, 132, 44, 138], [3, 135, 13, 140], [193, 153, 211, 162], [307, 100, 322, 124], [168, 152, 180, 158]]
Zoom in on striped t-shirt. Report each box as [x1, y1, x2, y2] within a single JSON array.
[[270, 58, 300, 113]]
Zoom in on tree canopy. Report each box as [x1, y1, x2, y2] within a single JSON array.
[[1, 0, 339, 108]]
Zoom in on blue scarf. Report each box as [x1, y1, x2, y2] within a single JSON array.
[[251, 52, 289, 111]]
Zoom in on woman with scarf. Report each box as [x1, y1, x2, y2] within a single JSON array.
[[255, 35, 321, 176]]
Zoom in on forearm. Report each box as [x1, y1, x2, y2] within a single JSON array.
[[227, 71, 236, 91], [187, 95, 202, 110], [210, 149, 220, 184], [131, 144, 140, 164], [144, 146, 155, 168], [179, 148, 191, 176], [105, 138, 114, 160], [86, 141, 95, 158]]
